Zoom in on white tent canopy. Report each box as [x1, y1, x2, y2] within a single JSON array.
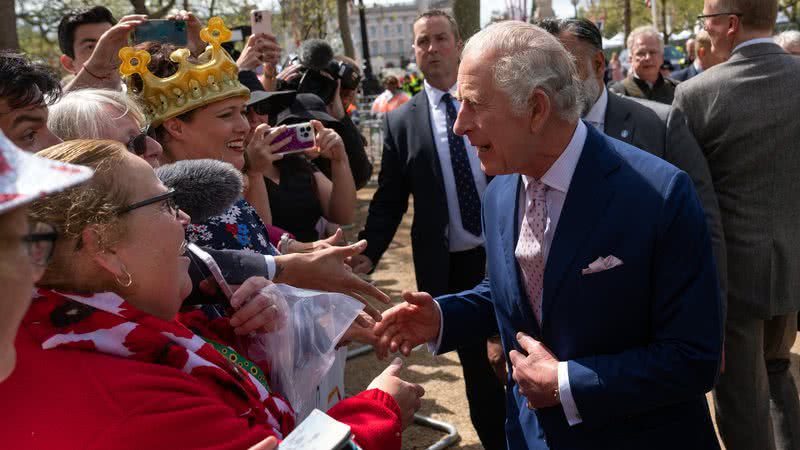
[[603, 32, 625, 49]]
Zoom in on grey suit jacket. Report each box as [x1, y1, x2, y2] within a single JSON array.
[[603, 92, 727, 309], [674, 43, 800, 318]]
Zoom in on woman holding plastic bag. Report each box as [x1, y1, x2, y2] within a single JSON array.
[[0, 139, 423, 449]]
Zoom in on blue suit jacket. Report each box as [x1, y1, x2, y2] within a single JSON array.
[[437, 125, 722, 449]]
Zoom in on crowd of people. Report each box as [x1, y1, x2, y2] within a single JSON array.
[[0, 0, 798, 449]]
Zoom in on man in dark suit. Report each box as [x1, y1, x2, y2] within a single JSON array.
[[670, 30, 724, 82], [350, 10, 506, 449], [375, 21, 723, 450], [674, 1, 800, 449], [540, 18, 726, 303]]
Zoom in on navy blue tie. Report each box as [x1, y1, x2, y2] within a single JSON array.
[[442, 93, 482, 237]]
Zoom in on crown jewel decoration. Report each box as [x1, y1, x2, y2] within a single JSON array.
[[119, 17, 249, 127]]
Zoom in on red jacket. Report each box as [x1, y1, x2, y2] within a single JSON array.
[[0, 327, 402, 450]]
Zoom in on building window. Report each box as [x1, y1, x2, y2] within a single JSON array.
[[370, 41, 378, 53], [383, 24, 389, 36], [398, 39, 405, 53], [385, 40, 392, 53], [369, 26, 376, 37]]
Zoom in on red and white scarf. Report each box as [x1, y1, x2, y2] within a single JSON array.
[[24, 288, 295, 438]]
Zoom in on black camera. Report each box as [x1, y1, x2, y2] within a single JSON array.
[[282, 39, 362, 105]]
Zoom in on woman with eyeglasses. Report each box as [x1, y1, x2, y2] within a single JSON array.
[[0, 138, 420, 449], [0, 131, 92, 383]]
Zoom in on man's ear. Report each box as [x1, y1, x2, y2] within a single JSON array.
[[60, 54, 77, 75], [528, 89, 551, 134], [81, 225, 125, 280], [697, 46, 707, 60], [727, 15, 741, 39], [593, 50, 606, 80]]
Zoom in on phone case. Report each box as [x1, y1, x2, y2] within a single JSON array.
[[251, 10, 272, 35], [273, 123, 316, 155]]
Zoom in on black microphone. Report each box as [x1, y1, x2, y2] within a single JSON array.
[[155, 159, 243, 223], [299, 39, 334, 72]]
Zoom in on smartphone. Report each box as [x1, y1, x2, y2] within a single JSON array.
[[273, 122, 316, 155], [132, 20, 188, 46], [250, 10, 272, 35], [187, 243, 234, 301]]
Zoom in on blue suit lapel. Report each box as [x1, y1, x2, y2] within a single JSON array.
[[497, 174, 541, 336], [541, 125, 620, 327]]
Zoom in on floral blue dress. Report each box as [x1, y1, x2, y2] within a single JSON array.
[[186, 198, 278, 256]]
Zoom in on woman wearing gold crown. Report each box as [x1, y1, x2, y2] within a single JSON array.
[[120, 17, 355, 262]]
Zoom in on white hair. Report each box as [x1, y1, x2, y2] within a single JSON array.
[[48, 89, 147, 141], [626, 26, 664, 53], [461, 20, 582, 122], [775, 30, 800, 53]]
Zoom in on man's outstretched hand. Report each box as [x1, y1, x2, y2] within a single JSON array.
[[373, 291, 441, 359]]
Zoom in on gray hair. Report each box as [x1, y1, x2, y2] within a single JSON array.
[[626, 26, 664, 53], [461, 21, 582, 122], [775, 30, 800, 53], [48, 88, 146, 141]]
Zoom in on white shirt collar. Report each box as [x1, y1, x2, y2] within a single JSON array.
[[583, 87, 608, 127], [522, 121, 588, 195], [424, 80, 457, 108], [693, 59, 705, 73], [632, 71, 654, 88], [732, 37, 776, 54]]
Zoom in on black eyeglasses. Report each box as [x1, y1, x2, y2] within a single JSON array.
[[126, 126, 150, 156], [22, 222, 58, 267], [116, 189, 180, 218], [697, 12, 742, 26]]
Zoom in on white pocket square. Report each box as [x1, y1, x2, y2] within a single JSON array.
[[581, 255, 624, 275]]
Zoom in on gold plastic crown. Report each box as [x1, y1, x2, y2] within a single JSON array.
[[119, 17, 249, 127]]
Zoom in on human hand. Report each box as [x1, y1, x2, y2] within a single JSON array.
[[308, 120, 346, 163], [277, 240, 391, 323], [337, 311, 378, 347], [346, 254, 374, 274], [508, 332, 560, 409], [367, 357, 425, 429], [326, 80, 346, 119], [247, 436, 278, 450], [228, 277, 285, 335], [86, 15, 148, 78], [276, 62, 303, 83], [168, 10, 203, 55], [246, 124, 292, 172], [487, 335, 507, 383], [373, 291, 441, 359], [287, 228, 347, 254], [237, 33, 281, 71]]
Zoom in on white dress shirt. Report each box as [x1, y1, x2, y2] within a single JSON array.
[[583, 88, 608, 132], [430, 121, 589, 426], [732, 37, 778, 54], [424, 80, 488, 252]]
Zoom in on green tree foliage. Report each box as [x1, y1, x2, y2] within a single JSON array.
[[779, 0, 799, 28], [453, 0, 480, 41], [585, 0, 702, 43]]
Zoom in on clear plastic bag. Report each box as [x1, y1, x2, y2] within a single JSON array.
[[246, 284, 363, 420]]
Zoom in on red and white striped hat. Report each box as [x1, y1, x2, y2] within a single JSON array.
[[0, 131, 93, 214]]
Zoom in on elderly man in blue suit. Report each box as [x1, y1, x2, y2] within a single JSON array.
[[374, 20, 723, 450]]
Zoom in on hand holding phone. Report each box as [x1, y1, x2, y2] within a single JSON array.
[[272, 122, 317, 155]]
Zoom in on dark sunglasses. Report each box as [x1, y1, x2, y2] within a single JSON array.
[[116, 189, 180, 218], [126, 126, 150, 156], [22, 222, 58, 267]]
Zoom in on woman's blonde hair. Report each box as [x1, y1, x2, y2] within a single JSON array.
[[29, 140, 133, 289], [48, 88, 147, 141]]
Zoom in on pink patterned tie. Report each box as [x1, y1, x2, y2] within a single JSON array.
[[515, 179, 548, 324]]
